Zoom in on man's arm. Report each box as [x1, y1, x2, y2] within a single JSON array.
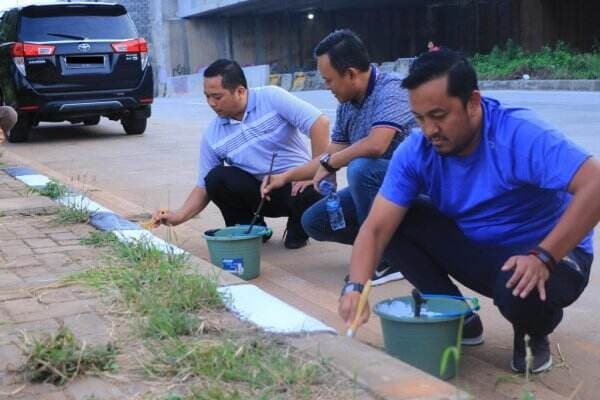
[[311, 127, 396, 188], [261, 116, 334, 196], [153, 186, 210, 227], [309, 115, 330, 157], [539, 158, 600, 258], [339, 195, 407, 325], [503, 158, 600, 300], [329, 126, 397, 168]]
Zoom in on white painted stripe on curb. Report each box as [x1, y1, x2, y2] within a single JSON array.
[[113, 229, 186, 255], [218, 284, 336, 334], [15, 174, 51, 187], [57, 195, 113, 214]]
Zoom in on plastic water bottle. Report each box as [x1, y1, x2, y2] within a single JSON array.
[[319, 180, 346, 231]]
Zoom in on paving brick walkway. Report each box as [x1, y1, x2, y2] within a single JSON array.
[[0, 171, 380, 400], [0, 172, 137, 399]]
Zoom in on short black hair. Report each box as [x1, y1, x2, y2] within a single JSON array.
[[402, 49, 478, 106], [204, 59, 247, 91], [314, 29, 370, 75]]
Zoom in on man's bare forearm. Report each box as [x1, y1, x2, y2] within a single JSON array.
[[173, 186, 210, 225]]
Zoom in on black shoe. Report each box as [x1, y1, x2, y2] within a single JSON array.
[[282, 223, 308, 249], [461, 313, 484, 346], [511, 328, 552, 374], [371, 260, 404, 286]]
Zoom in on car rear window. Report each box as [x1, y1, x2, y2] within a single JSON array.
[[18, 5, 137, 41]]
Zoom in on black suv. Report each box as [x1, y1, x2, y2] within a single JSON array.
[[0, 2, 153, 142]]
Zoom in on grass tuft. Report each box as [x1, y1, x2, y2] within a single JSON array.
[[54, 203, 90, 225], [80, 231, 120, 248], [18, 326, 117, 385], [28, 179, 69, 199]]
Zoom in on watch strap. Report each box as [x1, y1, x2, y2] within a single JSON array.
[[528, 246, 557, 272], [320, 154, 338, 173], [341, 282, 364, 297]]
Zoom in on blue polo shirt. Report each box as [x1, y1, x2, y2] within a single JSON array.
[[380, 97, 594, 253], [331, 65, 415, 159], [197, 86, 322, 187]]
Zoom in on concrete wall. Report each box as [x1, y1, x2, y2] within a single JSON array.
[[172, 1, 599, 76]]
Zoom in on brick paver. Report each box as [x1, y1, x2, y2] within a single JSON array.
[[0, 173, 138, 400]]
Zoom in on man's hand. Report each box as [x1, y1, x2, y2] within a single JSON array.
[[338, 291, 370, 328], [261, 173, 287, 200], [501, 255, 551, 301], [0, 128, 5, 145], [312, 166, 334, 192], [151, 209, 180, 228], [291, 180, 312, 196]]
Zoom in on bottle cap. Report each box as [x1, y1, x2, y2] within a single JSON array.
[[319, 179, 335, 195]]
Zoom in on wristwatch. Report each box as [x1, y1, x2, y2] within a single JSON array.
[[340, 282, 364, 297], [319, 153, 339, 173]]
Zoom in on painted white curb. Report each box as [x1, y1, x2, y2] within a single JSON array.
[[15, 174, 51, 187], [57, 194, 113, 213], [114, 229, 186, 255], [219, 284, 336, 334]]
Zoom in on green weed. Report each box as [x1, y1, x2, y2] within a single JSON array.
[[18, 326, 117, 385], [80, 231, 120, 247], [147, 336, 325, 397], [54, 203, 90, 225], [28, 179, 69, 199]]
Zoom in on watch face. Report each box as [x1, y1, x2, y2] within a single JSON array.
[[319, 153, 330, 164]]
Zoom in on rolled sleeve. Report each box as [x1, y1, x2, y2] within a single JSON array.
[[266, 86, 322, 136], [371, 82, 413, 134], [197, 136, 221, 188]]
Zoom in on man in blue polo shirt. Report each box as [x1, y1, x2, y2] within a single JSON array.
[[339, 50, 600, 373], [262, 30, 415, 285], [152, 59, 329, 249]]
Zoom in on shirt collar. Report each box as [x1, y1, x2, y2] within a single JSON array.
[[218, 89, 256, 125]]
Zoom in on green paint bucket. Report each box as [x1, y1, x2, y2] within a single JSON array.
[[203, 225, 270, 280], [374, 294, 477, 379]]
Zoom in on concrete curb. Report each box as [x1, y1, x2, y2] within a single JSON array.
[[479, 79, 600, 91], [0, 155, 467, 399]]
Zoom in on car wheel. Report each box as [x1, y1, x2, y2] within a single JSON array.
[[121, 115, 147, 135], [83, 116, 101, 126], [8, 115, 31, 143]]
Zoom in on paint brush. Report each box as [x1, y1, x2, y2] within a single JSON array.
[[142, 208, 167, 230], [246, 152, 277, 234], [346, 279, 372, 338]]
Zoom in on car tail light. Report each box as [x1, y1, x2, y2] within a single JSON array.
[[11, 42, 56, 76], [112, 38, 149, 70]]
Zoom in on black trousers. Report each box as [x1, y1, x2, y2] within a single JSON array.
[[204, 166, 322, 236], [384, 199, 592, 337]]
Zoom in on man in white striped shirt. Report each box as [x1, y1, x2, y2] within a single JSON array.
[[152, 59, 329, 249]]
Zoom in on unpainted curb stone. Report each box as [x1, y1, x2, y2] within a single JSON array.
[[480, 79, 600, 91], [0, 196, 58, 216], [291, 334, 465, 400]]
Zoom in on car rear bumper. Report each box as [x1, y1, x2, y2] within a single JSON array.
[[12, 66, 153, 121]]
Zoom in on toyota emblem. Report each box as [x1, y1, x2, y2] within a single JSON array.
[[78, 43, 91, 52]]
